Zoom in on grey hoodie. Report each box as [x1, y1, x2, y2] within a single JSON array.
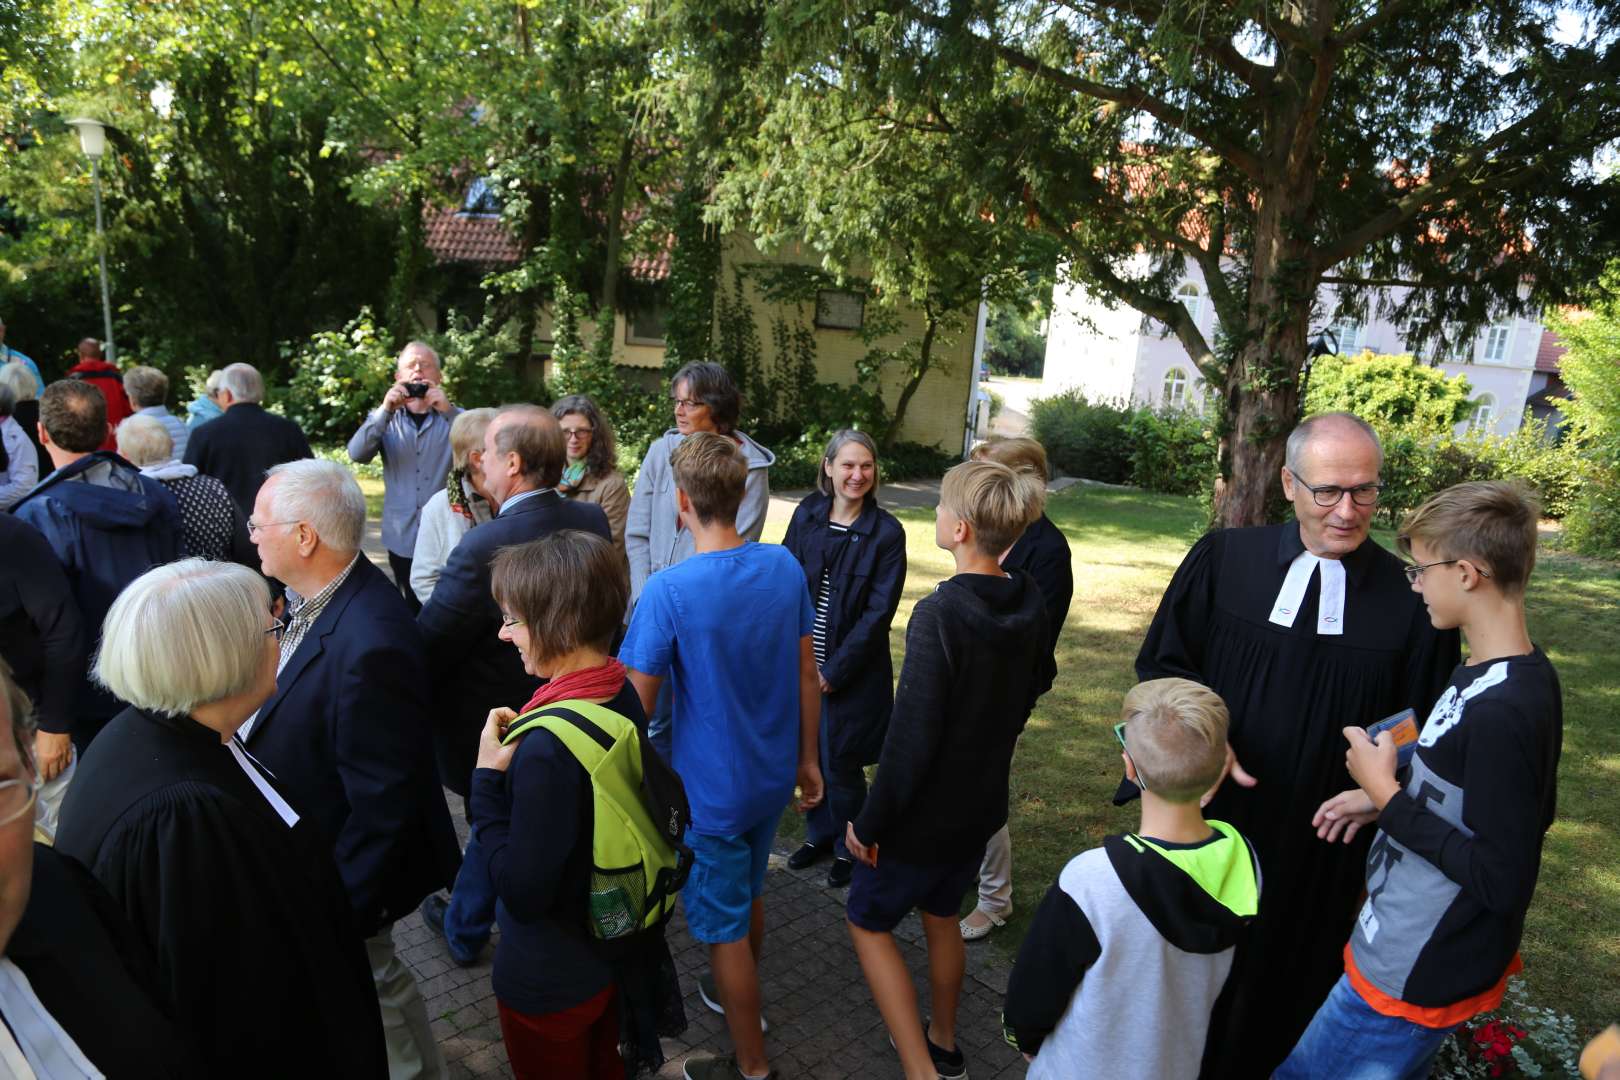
[[624, 428, 775, 604]]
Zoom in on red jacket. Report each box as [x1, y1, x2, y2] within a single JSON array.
[[66, 359, 132, 450]]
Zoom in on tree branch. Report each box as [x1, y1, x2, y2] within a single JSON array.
[[1334, 0, 1423, 50], [296, 18, 419, 149], [901, 2, 1264, 181]]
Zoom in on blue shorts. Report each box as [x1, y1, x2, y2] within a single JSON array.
[[681, 813, 778, 944], [846, 846, 986, 933]]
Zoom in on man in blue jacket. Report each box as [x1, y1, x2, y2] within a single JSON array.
[[12, 379, 183, 751], [243, 458, 460, 1080], [416, 404, 610, 966]]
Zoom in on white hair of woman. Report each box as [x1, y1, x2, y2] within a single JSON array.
[[0, 361, 35, 405], [115, 413, 175, 467], [95, 559, 272, 718], [264, 458, 366, 554]]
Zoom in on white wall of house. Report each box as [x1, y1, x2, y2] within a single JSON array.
[[1044, 259, 1545, 433]]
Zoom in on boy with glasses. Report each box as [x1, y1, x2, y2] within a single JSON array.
[[1004, 678, 1260, 1079], [1278, 480, 1562, 1079]]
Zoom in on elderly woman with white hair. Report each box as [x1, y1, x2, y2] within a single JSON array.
[[117, 414, 253, 564], [53, 559, 388, 1078], [0, 363, 38, 510]]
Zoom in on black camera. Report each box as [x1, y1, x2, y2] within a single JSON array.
[[403, 381, 430, 398]]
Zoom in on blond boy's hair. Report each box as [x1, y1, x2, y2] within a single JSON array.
[[1397, 480, 1540, 597], [1120, 678, 1229, 804], [938, 459, 1045, 555], [672, 431, 747, 526], [972, 436, 1049, 481]]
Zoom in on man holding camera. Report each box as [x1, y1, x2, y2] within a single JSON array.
[[348, 342, 461, 611]]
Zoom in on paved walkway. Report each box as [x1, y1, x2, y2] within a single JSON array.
[[396, 801, 1027, 1079]]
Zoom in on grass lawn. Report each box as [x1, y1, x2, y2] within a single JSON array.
[[770, 484, 1620, 1038]]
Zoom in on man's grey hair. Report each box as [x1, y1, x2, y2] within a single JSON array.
[[265, 458, 366, 554], [399, 341, 441, 369], [219, 363, 265, 404], [122, 365, 170, 408], [0, 361, 35, 406], [116, 413, 175, 467], [95, 559, 272, 717], [1285, 412, 1384, 474]]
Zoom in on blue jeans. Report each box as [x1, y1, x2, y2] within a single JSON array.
[[444, 824, 494, 962], [803, 702, 866, 860], [1274, 974, 1458, 1080]]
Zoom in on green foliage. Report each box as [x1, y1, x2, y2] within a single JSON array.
[[1304, 352, 1477, 434], [983, 306, 1047, 378], [280, 310, 395, 445], [1550, 282, 1620, 556], [1376, 415, 1580, 526], [1029, 390, 1134, 484], [663, 178, 721, 372], [1124, 408, 1220, 496], [431, 309, 535, 408]]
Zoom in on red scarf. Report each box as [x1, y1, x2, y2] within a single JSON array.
[[519, 658, 628, 713]]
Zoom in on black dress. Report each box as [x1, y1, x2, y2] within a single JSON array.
[[54, 707, 387, 1078], [1134, 524, 1460, 1079], [4, 844, 204, 1077]]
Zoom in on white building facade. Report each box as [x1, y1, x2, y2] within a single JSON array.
[[1042, 257, 1548, 435]]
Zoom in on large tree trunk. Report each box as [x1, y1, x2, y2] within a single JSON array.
[[1218, 7, 1332, 528]]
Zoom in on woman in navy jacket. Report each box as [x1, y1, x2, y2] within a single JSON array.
[[781, 430, 907, 887]]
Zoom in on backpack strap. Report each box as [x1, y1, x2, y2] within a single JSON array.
[[502, 699, 632, 772]]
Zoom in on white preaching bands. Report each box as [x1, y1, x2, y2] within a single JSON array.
[[1269, 551, 1347, 636]]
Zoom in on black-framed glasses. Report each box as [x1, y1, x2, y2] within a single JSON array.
[[0, 776, 38, 828], [1289, 472, 1384, 507], [561, 426, 594, 439], [1404, 559, 1492, 584], [670, 396, 705, 412], [1113, 721, 1148, 792], [265, 617, 287, 641], [500, 614, 524, 629]]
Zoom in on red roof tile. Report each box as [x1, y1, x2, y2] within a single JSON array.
[[423, 207, 523, 268], [1535, 328, 1566, 374]]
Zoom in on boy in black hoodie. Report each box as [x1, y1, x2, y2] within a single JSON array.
[[1002, 678, 1260, 1078], [844, 459, 1047, 1080]]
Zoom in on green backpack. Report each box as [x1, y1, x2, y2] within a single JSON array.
[[502, 698, 692, 942]]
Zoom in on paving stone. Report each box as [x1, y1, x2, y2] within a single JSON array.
[[401, 795, 1026, 1077]]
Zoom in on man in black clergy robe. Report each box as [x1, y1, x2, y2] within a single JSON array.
[[1133, 412, 1460, 1079]]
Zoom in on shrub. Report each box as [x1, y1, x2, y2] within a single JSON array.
[[1304, 351, 1476, 434], [1377, 416, 1581, 526], [1549, 287, 1620, 556], [280, 310, 395, 446], [430, 309, 536, 409], [1125, 408, 1219, 495], [1029, 389, 1134, 483]]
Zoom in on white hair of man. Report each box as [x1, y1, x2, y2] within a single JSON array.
[[95, 559, 272, 717], [400, 341, 440, 368], [0, 361, 35, 405], [219, 362, 265, 404], [265, 458, 366, 554], [1285, 412, 1384, 474], [115, 413, 174, 467]]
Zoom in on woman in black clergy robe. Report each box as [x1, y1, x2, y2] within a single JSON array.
[[54, 559, 386, 1078], [1133, 414, 1461, 1079]]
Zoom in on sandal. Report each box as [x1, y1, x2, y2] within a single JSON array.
[[959, 906, 1008, 941]]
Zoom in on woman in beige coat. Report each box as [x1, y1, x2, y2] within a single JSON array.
[[551, 394, 630, 556]]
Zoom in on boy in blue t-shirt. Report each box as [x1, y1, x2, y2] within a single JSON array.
[[620, 431, 823, 1080]]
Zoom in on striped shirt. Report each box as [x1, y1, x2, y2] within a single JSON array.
[[239, 555, 359, 740], [811, 522, 850, 667]]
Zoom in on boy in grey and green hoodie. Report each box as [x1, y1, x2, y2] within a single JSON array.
[[1004, 678, 1261, 1079]]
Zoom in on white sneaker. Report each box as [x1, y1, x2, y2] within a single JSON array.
[[698, 972, 769, 1032]]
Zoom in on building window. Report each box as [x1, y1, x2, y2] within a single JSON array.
[[625, 304, 668, 346], [1330, 318, 1364, 355], [1176, 282, 1203, 322], [1483, 324, 1513, 364], [1472, 393, 1497, 430], [815, 290, 865, 330], [1163, 367, 1189, 409], [461, 177, 501, 216]]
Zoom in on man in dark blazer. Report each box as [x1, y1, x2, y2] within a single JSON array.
[[182, 362, 312, 516], [244, 458, 458, 1080], [415, 403, 610, 965]]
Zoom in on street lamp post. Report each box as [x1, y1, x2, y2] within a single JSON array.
[[66, 117, 116, 364]]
